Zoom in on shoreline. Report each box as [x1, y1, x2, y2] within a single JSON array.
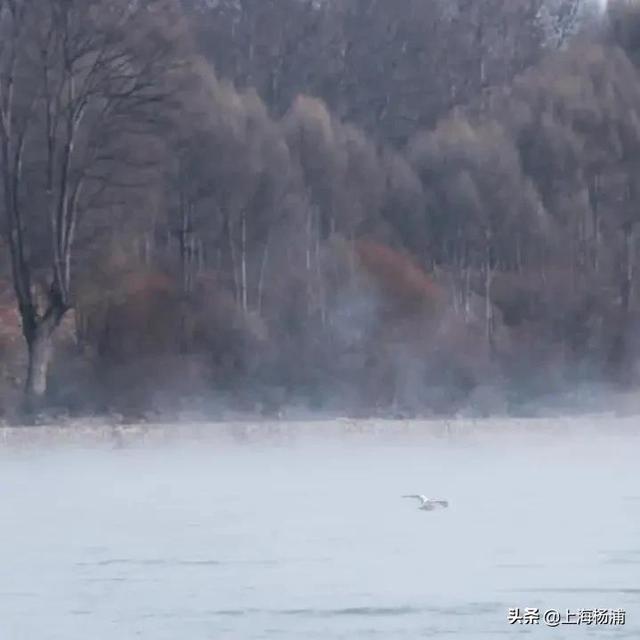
[[1, 412, 639, 448]]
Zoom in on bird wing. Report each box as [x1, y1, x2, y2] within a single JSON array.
[[431, 500, 449, 508], [402, 494, 427, 504]]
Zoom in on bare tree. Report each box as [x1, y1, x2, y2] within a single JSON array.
[[0, 0, 184, 408]]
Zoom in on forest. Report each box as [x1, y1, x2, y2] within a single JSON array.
[[1, 0, 640, 420]]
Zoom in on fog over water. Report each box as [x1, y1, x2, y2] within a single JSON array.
[[1, 418, 639, 639]]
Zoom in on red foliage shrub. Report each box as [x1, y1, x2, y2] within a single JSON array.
[[354, 239, 445, 319]]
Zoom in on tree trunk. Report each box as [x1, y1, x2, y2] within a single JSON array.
[[621, 223, 634, 314], [609, 223, 635, 381], [21, 297, 67, 414], [23, 318, 62, 415], [485, 231, 494, 354], [227, 215, 240, 305], [589, 174, 601, 275], [516, 235, 523, 274], [257, 232, 271, 315], [241, 211, 248, 313], [25, 330, 54, 402], [485, 261, 493, 347], [315, 218, 326, 326], [464, 265, 471, 323]]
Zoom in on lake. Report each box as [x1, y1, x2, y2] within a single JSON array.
[[1, 418, 638, 638]]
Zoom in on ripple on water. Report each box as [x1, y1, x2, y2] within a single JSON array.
[[508, 587, 640, 595], [212, 603, 503, 619], [213, 606, 423, 618], [75, 558, 279, 568], [601, 548, 640, 566]]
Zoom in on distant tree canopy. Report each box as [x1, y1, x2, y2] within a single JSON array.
[[185, 0, 604, 142]]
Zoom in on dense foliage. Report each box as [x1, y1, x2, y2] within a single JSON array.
[[2, 0, 639, 419]]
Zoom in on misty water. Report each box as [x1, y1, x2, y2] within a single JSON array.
[[1, 419, 639, 639]]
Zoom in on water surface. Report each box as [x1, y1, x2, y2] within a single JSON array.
[[1, 420, 638, 638]]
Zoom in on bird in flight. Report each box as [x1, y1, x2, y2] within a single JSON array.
[[403, 495, 449, 511]]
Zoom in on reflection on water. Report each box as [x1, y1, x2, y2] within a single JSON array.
[[1, 422, 639, 639]]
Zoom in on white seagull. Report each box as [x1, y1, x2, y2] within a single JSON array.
[[403, 495, 449, 511]]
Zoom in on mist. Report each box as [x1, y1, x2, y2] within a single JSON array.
[[2, 3, 640, 636], [2, 420, 639, 638]]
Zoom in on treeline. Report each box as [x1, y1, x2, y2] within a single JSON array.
[[1, 0, 639, 419]]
